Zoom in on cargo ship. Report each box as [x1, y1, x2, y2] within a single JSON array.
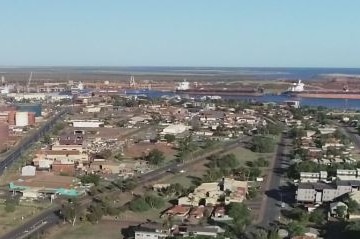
[[175, 80, 263, 96], [282, 80, 360, 99]]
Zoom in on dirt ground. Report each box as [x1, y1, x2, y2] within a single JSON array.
[[123, 142, 176, 160]]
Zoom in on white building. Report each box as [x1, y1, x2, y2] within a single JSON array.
[[162, 124, 189, 135], [21, 165, 36, 176], [72, 120, 104, 128], [16, 112, 29, 127]]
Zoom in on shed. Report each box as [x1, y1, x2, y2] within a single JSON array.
[[21, 165, 36, 176]]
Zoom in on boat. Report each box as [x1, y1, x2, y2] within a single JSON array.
[[282, 80, 360, 99], [175, 80, 263, 96]]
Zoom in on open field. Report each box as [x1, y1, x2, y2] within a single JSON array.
[[156, 159, 208, 188], [48, 222, 124, 239], [226, 146, 273, 165], [0, 204, 49, 236]]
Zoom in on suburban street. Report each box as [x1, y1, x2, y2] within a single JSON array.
[[0, 135, 250, 239], [0, 107, 69, 175], [258, 132, 291, 227]]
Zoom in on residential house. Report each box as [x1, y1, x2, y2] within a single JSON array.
[[337, 169, 360, 181], [300, 171, 327, 183], [175, 225, 225, 238], [177, 178, 247, 206], [164, 205, 191, 219], [134, 223, 169, 239], [296, 181, 360, 204]]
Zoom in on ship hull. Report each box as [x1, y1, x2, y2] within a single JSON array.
[[282, 90, 360, 99], [176, 89, 261, 96]]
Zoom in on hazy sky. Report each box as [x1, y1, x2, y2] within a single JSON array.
[[1, 1, 359, 67]]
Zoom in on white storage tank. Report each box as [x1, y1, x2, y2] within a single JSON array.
[[16, 111, 29, 127]]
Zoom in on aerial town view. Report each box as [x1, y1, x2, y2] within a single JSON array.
[[1, 1, 360, 239]]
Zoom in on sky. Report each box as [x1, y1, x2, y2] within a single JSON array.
[[0, 0, 360, 67]]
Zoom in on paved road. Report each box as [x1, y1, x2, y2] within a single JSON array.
[[258, 133, 291, 227], [339, 126, 360, 149], [1, 135, 249, 239], [0, 108, 68, 175], [0, 108, 69, 239]]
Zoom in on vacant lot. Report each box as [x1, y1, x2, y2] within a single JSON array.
[[0, 204, 48, 236], [48, 222, 125, 239], [123, 142, 176, 161], [226, 146, 273, 165]]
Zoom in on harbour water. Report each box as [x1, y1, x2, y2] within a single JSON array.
[[131, 90, 360, 110]]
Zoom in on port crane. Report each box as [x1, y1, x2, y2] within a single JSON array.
[[27, 72, 33, 93]]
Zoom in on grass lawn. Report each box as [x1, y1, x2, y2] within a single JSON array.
[[226, 146, 273, 166], [48, 222, 124, 239], [156, 160, 208, 188], [117, 205, 170, 222]]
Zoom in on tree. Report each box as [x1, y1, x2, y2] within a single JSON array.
[[145, 149, 165, 165], [122, 178, 138, 191], [309, 208, 326, 224], [345, 221, 360, 239], [62, 199, 80, 226], [164, 134, 176, 143], [144, 194, 165, 209], [255, 157, 269, 167], [215, 154, 239, 170], [268, 230, 281, 239], [80, 174, 101, 186], [42, 134, 51, 144], [336, 205, 347, 218], [4, 198, 17, 213], [251, 228, 268, 239], [347, 199, 360, 214], [129, 197, 150, 212], [267, 123, 283, 135], [227, 202, 251, 232], [287, 221, 305, 237], [86, 203, 104, 223], [251, 136, 276, 153]]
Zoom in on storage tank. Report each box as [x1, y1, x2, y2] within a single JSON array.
[[15, 112, 29, 127], [16, 103, 42, 117]]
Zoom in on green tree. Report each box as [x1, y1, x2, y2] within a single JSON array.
[[129, 197, 150, 212], [336, 205, 347, 218], [42, 134, 51, 144], [347, 199, 360, 214], [268, 230, 281, 239], [164, 134, 176, 143], [4, 198, 17, 213], [251, 228, 268, 239], [216, 154, 239, 169], [145, 149, 165, 165], [227, 202, 251, 232], [62, 199, 80, 226], [144, 194, 165, 209], [255, 157, 269, 167], [251, 136, 276, 153], [309, 208, 326, 224], [86, 203, 104, 224], [266, 123, 283, 135], [345, 221, 360, 239], [80, 174, 101, 186], [287, 221, 305, 237]]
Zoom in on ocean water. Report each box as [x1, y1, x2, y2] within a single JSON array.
[[3, 66, 360, 80], [131, 90, 360, 110]]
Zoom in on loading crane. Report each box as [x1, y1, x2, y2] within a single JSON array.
[[27, 72, 33, 93]]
